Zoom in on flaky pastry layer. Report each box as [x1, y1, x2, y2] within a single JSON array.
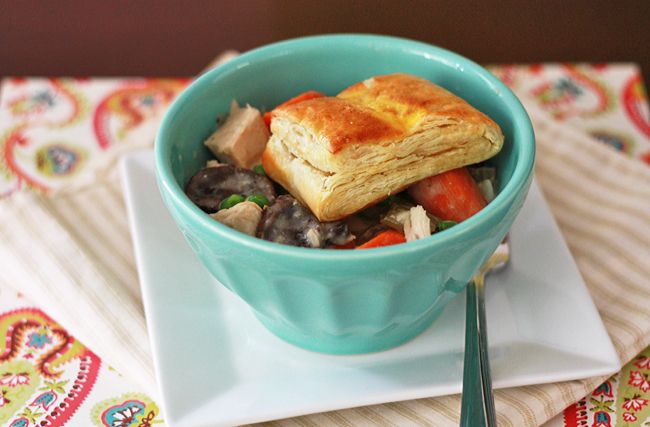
[[262, 73, 504, 221]]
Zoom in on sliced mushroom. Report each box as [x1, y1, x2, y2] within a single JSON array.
[[258, 195, 353, 248], [185, 164, 276, 213], [321, 220, 354, 246], [210, 201, 262, 236]]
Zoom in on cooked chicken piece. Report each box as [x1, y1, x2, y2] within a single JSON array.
[[204, 100, 270, 169], [477, 179, 495, 202], [210, 201, 262, 236], [403, 205, 431, 242]]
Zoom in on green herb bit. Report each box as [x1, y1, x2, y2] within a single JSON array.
[[274, 184, 289, 195], [437, 220, 458, 231], [253, 164, 266, 175], [246, 194, 270, 209], [219, 194, 245, 210], [378, 195, 396, 208]]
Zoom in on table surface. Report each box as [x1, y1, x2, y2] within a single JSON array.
[[0, 63, 649, 426]]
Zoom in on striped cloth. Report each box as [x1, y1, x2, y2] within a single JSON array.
[[0, 94, 649, 426], [251, 101, 650, 425], [0, 173, 156, 394]]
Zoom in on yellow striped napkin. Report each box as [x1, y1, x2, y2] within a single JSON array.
[[0, 174, 157, 393], [1, 84, 649, 426], [249, 100, 650, 426]]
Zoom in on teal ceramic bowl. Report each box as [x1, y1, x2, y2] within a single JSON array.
[[155, 34, 535, 354]]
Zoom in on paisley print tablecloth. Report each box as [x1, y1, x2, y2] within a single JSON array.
[[0, 78, 188, 427], [0, 289, 161, 427], [0, 63, 648, 426]]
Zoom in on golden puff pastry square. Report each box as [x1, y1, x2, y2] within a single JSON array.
[[262, 73, 504, 221]]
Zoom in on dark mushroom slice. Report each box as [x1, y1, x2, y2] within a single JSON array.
[[322, 220, 355, 246], [355, 224, 392, 246], [185, 164, 276, 213], [258, 195, 353, 248]]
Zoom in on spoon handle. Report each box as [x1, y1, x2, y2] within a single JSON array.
[[460, 276, 497, 427]]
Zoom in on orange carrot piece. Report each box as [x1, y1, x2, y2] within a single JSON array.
[[356, 229, 406, 249], [263, 112, 272, 129], [275, 90, 325, 108], [263, 90, 325, 129], [408, 167, 486, 223], [332, 240, 357, 250]]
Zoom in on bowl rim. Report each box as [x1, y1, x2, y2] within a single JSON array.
[[155, 33, 535, 261]]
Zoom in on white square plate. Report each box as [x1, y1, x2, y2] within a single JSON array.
[[121, 150, 619, 427]]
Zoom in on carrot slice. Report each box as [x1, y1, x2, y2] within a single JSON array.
[[408, 167, 486, 223], [356, 230, 406, 249], [263, 90, 325, 128], [332, 240, 357, 250]]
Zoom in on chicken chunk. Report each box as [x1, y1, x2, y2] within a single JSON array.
[[210, 201, 262, 236], [204, 100, 270, 169], [403, 205, 431, 242]]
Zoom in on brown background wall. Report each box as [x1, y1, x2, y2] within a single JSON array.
[[1, 1, 649, 86]]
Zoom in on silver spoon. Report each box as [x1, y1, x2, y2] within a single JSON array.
[[460, 240, 510, 427]]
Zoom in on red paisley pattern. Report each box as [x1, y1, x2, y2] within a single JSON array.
[[0, 308, 100, 426], [622, 74, 650, 138]]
